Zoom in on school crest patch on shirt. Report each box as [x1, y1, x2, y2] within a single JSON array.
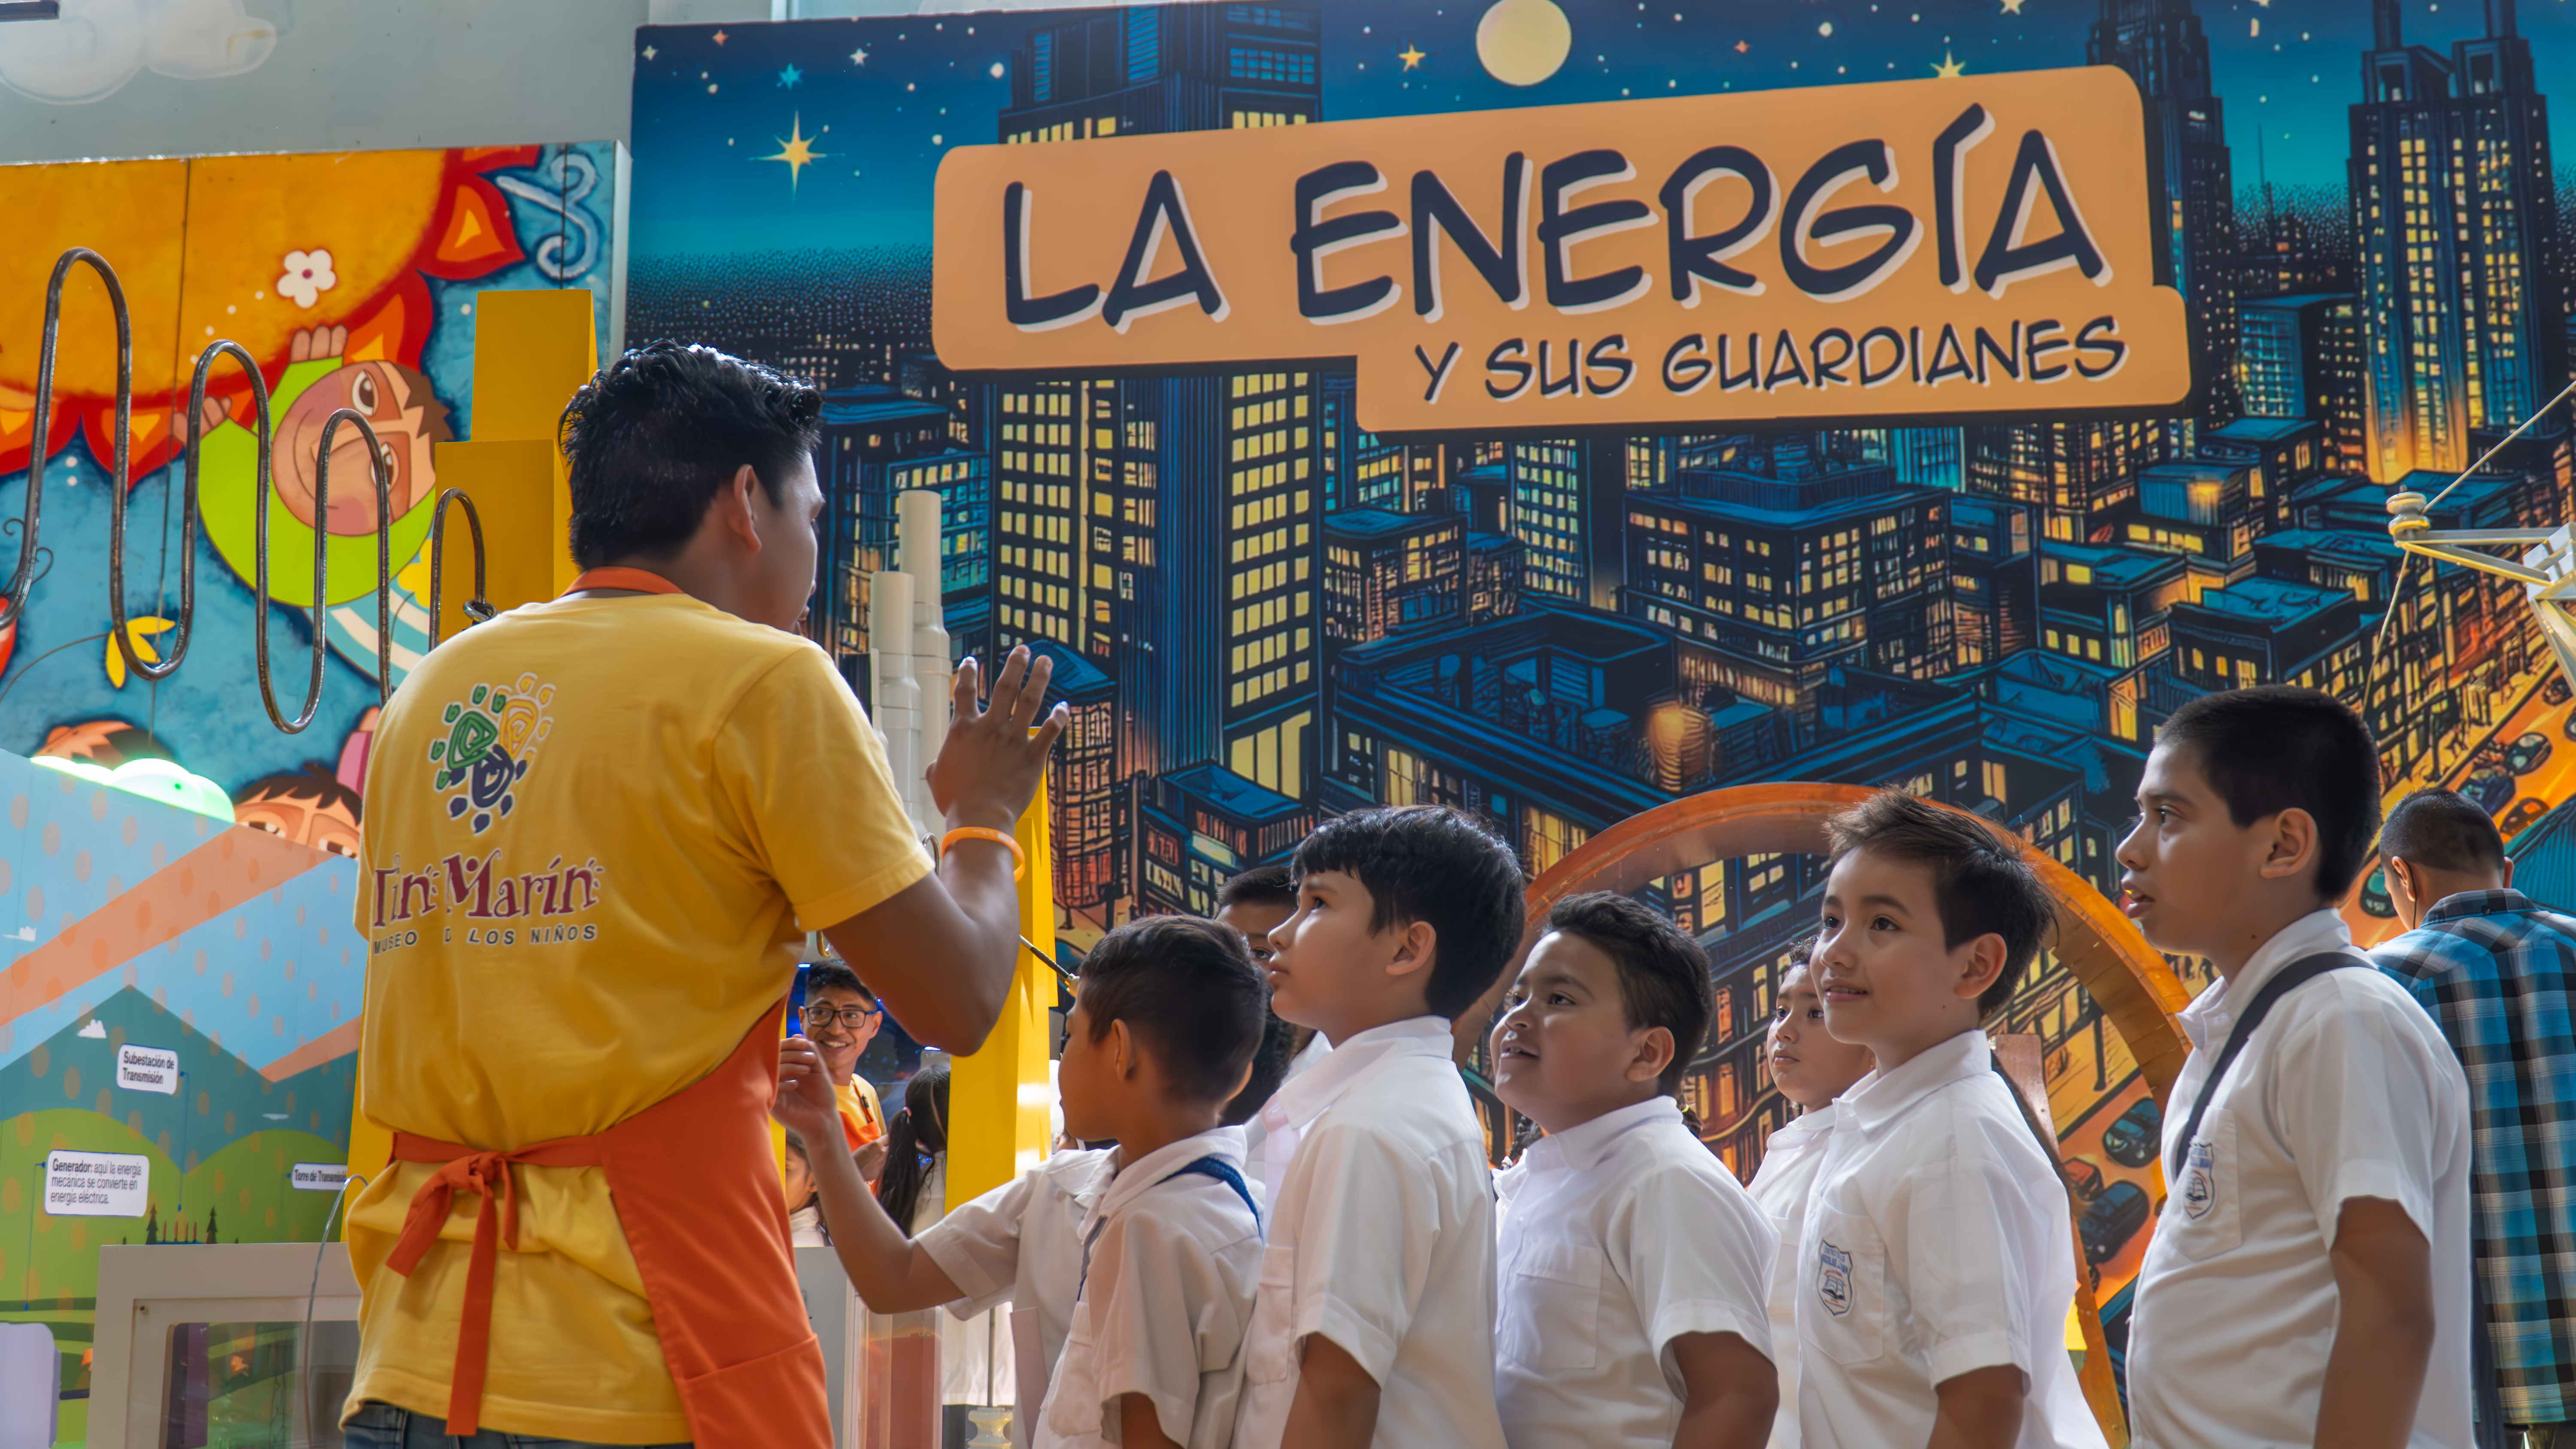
[[2181, 1139, 2218, 1221], [1817, 1240, 1855, 1316]]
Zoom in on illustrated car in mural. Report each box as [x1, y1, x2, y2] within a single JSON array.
[[2101, 1098, 2163, 1168], [2508, 733, 2554, 776], [2062, 1156, 2107, 1203], [2505, 797, 2552, 839], [2080, 1182, 2152, 1265], [2548, 678, 2572, 707], [2360, 867, 2397, 918], [2465, 771, 2518, 815]]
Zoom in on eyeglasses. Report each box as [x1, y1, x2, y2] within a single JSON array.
[[801, 1004, 881, 1031]]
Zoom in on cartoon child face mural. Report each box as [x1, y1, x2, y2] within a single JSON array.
[[268, 326, 451, 535], [233, 763, 363, 859]]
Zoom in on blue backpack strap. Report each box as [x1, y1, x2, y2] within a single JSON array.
[[1159, 1154, 1261, 1236]]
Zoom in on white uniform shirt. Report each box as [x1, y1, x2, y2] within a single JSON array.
[[1232, 1016, 1507, 1449], [2127, 909, 2473, 1449], [1794, 1028, 2106, 1449], [1492, 1096, 1776, 1449], [1748, 1113, 1835, 1449], [1036, 1128, 1263, 1449], [921, 1144, 1115, 1439], [1243, 1031, 1331, 1188]]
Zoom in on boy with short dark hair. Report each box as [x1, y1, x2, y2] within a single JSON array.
[[1488, 891, 1778, 1449], [1234, 806, 1525, 1449], [1214, 866, 1318, 1159], [2372, 788, 2576, 1445], [1798, 790, 2104, 1449], [778, 914, 1270, 1449], [2120, 687, 2470, 1449]]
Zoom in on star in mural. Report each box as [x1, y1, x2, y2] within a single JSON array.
[[851, 47, 868, 67], [1734, 39, 1750, 54], [641, 44, 657, 61], [712, 29, 728, 45], [2001, 0, 2025, 13], [1932, 48, 1967, 77], [779, 63, 804, 89], [762, 113, 829, 192], [1399, 43, 1427, 70]]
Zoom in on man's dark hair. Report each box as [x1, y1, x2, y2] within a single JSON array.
[[1824, 790, 2054, 1019], [2159, 686, 2383, 900], [1217, 864, 1297, 912], [559, 342, 823, 567], [805, 961, 877, 1006], [2380, 788, 2507, 876], [1222, 1015, 1298, 1128], [1079, 916, 1269, 1105], [1542, 892, 1713, 1094], [1291, 805, 1527, 1019]]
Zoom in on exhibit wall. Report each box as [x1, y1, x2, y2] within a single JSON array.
[[626, 0, 2576, 1332], [0, 141, 619, 1439]]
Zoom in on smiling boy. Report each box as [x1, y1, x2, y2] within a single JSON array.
[[1234, 806, 1525, 1449], [2118, 688, 2471, 1449], [1488, 891, 1778, 1449], [1798, 791, 2104, 1449], [1746, 945, 1874, 1449]]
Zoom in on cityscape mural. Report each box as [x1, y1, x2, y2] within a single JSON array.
[[627, 0, 2576, 1343]]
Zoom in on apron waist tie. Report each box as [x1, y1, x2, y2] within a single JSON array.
[[383, 1129, 613, 1435]]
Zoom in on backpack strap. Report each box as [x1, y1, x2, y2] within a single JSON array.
[[1159, 1154, 1262, 1235], [2167, 952, 2364, 1179]]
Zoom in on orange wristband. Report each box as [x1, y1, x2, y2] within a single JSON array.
[[941, 825, 1026, 880]]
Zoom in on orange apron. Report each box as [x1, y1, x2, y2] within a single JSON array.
[[382, 1002, 829, 1446]]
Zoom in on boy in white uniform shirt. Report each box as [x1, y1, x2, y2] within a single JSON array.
[[1234, 806, 1524, 1449], [1488, 891, 1780, 1449], [2117, 687, 2470, 1449], [1747, 949, 1874, 1449], [777, 916, 1270, 1449], [1799, 790, 2106, 1449]]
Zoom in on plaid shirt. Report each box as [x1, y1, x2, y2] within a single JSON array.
[[2374, 888, 2576, 1425]]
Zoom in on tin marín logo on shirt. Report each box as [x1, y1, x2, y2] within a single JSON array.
[[1817, 1241, 1855, 1316], [2181, 1140, 2218, 1220], [369, 849, 608, 952], [427, 673, 556, 833]]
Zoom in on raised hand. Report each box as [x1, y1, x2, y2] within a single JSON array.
[[773, 1036, 840, 1141], [925, 645, 1068, 832]]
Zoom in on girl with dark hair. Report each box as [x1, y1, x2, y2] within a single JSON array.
[[874, 1064, 951, 1237]]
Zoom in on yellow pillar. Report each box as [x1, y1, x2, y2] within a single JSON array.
[[947, 778, 1057, 1203], [348, 290, 598, 1207]]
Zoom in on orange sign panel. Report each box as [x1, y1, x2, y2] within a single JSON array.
[[933, 66, 2192, 433]]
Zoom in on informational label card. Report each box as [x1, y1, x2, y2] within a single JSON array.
[[290, 1163, 350, 1193], [116, 1043, 180, 1094], [43, 1150, 149, 1218]]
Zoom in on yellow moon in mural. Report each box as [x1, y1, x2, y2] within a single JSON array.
[[1476, 0, 1572, 87]]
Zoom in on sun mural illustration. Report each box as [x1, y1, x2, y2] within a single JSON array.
[[0, 147, 541, 682]]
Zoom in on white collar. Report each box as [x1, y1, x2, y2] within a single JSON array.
[[1832, 1027, 1991, 1137], [1259, 1015, 1451, 1137], [2182, 908, 2355, 1047], [1087, 1126, 1247, 1231], [1765, 1109, 1836, 1149], [1519, 1096, 1680, 1176]]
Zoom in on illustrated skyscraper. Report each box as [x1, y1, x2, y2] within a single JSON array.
[[2350, 0, 2564, 480], [990, 5, 1326, 913], [2087, 0, 2242, 428]]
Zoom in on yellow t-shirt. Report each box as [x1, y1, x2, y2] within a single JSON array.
[[343, 593, 933, 1442]]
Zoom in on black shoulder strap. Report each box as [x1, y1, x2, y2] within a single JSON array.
[[2167, 952, 2364, 1179]]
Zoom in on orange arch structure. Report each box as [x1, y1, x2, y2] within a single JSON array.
[[1461, 782, 2192, 1446]]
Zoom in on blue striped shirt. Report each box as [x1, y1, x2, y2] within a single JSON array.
[[2374, 888, 2576, 1425]]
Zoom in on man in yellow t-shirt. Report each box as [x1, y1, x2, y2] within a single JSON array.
[[801, 961, 887, 1150], [341, 342, 1064, 1449]]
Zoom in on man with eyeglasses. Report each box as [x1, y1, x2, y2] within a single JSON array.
[[801, 962, 889, 1152]]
